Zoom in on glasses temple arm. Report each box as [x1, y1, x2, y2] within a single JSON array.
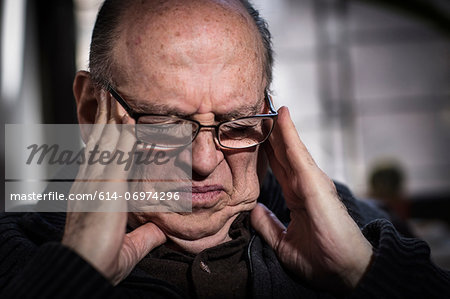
[[265, 91, 278, 115], [106, 84, 137, 118]]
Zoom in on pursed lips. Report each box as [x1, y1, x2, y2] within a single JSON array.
[[166, 184, 227, 209], [191, 184, 226, 208]]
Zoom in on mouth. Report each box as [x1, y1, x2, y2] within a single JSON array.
[[190, 185, 225, 209], [134, 184, 226, 211]]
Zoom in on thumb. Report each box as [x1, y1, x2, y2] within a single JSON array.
[[250, 203, 286, 252], [126, 222, 167, 262]]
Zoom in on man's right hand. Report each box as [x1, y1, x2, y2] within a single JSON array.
[[62, 89, 166, 285]]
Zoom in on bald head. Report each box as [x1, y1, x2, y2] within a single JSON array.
[[89, 0, 273, 90]]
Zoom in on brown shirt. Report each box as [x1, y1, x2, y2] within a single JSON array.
[[137, 213, 251, 298]]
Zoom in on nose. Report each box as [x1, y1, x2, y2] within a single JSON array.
[[190, 128, 223, 177]]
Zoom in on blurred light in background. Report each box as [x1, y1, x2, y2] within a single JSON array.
[[1, 0, 26, 103], [74, 0, 103, 70], [251, 0, 450, 199]]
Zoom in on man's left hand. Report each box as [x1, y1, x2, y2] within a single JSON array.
[[251, 107, 373, 292]]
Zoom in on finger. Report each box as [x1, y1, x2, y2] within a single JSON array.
[[108, 89, 131, 124], [84, 91, 108, 151], [267, 123, 290, 172], [108, 90, 119, 124], [264, 139, 288, 181], [89, 89, 129, 150], [126, 222, 166, 262], [264, 141, 295, 198], [102, 114, 136, 182], [92, 95, 121, 154], [84, 91, 119, 155], [95, 89, 109, 124], [271, 107, 318, 174], [250, 203, 286, 252], [115, 114, 136, 153], [100, 91, 131, 152], [115, 97, 129, 124]]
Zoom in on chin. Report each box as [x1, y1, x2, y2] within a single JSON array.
[[135, 209, 232, 239], [130, 199, 256, 241]]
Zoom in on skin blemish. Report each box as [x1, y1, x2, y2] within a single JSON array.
[[175, 31, 180, 37], [134, 36, 141, 45]]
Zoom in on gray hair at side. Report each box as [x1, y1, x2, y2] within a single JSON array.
[[88, 0, 273, 90]]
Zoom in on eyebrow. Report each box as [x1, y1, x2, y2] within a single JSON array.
[[128, 99, 191, 118], [125, 95, 264, 121], [217, 104, 262, 120]]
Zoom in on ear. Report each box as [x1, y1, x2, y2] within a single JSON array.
[[73, 71, 100, 142]]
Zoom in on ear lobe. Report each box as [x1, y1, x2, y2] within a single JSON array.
[[73, 71, 99, 142]]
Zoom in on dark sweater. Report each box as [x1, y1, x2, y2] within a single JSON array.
[[0, 173, 449, 298]]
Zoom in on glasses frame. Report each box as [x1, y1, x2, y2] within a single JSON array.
[[105, 84, 278, 149]]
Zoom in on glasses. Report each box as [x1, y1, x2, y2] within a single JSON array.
[[105, 84, 278, 149]]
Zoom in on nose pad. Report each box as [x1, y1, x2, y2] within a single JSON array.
[[191, 128, 222, 177]]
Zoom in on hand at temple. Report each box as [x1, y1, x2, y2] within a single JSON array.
[[63, 79, 166, 285], [251, 107, 373, 292]]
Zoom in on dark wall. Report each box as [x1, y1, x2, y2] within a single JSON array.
[[34, 0, 77, 124]]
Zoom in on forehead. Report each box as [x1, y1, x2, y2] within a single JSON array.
[[111, 0, 266, 115]]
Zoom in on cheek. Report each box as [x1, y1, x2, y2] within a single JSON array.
[[227, 151, 260, 204]]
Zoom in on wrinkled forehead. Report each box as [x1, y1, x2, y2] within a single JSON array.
[[110, 0, 265, 88]]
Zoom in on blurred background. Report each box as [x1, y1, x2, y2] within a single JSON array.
[[1, 0, 449, 267]]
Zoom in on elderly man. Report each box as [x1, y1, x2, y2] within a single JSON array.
[[0, 0, 449, 298]]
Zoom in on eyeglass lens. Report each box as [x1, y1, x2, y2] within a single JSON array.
[[135, 116, 274, 149]]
